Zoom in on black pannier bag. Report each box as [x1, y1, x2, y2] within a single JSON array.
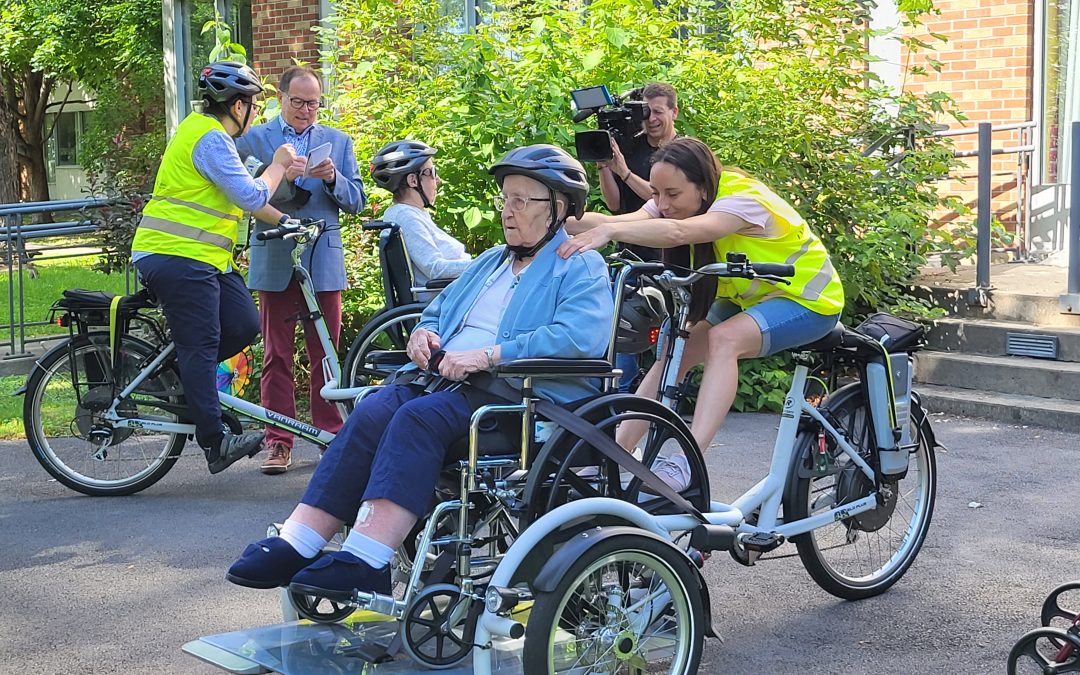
[[854, 313, 925, 353]]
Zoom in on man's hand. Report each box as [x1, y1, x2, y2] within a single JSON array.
[[438, 349, 488, 381], [285, 157, 308, 182], [273, 143, 298, 169], [556, 224, 614, 259], [308, 158, 336, 184], [609, 138, 630, 181], [406, 328, 441, 368]]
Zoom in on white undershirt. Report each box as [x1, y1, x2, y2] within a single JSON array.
[[442, 259, 522, 352]]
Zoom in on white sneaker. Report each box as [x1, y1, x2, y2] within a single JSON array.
[[649, 453, 692, 493]]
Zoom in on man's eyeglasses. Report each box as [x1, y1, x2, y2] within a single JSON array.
[[284, 95, 324, 111], [494, 194, 551, 212]]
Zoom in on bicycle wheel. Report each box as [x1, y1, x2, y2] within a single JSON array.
[[784, 382, 936, 600], [340, 303, 424, 392], [23, 332, 187, 496], [522, 533, 704, 674]]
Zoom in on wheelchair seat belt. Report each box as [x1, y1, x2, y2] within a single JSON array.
[[475, 375, 710, 524]]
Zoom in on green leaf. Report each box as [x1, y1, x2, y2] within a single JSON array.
[[464, 207, 483, 230], [581, 49, 603, 71], [531, 16, 545, 36]]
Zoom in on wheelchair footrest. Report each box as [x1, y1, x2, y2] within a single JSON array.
[[688, 524, 736, 553]]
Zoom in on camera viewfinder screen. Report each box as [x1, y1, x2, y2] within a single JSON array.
[[571, 85, 614, 111]]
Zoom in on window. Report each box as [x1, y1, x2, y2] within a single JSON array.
[[1041, 0, 1079, 184], [185, 0, 255, 109], [439, 0, 493, 33], [46, 110, 91, 182]]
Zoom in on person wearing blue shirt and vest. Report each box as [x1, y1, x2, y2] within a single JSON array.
[[132, 61, 298, 474]]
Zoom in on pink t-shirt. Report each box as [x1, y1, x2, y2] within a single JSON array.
[[642, 196, 777, 236]]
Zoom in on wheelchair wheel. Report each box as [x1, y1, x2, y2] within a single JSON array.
[[1007, 627, 1080, 675], [401, 583, 475, 669], [783, 382, 936, 600], [340, 303, 424, 393], [522, 533, 704, 674], [288, 590, 355, 624], [1043, 582, 1080, 630], [521, 394, 709, 526], [23, 332, 186, 496]]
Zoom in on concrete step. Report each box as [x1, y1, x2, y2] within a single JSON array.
[[916, 383, 1080, 432], [914, 351, 1080, 402], [926, 318, 1080, 362], [916, 286, 1080, 328]]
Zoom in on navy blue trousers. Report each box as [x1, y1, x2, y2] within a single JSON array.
[[134, 254, 260, 448], [300, 384, 472, 522]]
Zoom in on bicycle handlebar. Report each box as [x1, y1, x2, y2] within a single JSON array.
[[658, 261, 795, 288], [255, 218, 326, 241]]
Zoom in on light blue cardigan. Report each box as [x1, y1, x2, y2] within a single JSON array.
[[404, 228, 614, 404]]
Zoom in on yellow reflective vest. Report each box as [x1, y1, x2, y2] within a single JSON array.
[[710, 172, 844, 316], [132, 113, 245, 272]]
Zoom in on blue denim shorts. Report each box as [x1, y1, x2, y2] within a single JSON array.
[[706, 298, 840, 357]]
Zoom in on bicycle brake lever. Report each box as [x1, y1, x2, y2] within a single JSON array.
[[755, 274, 792, 285]]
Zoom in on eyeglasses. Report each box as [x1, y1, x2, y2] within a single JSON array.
[[494, 194, 551, 212], [420, 167, 438, 180], [284, 94, 323, 111]]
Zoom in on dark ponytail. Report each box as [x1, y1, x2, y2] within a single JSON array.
[[653, 137, 722, 323]]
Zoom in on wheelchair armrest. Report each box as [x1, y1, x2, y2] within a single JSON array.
[[367, 350, 411, 368], [494, 358, 618, 379], [425, 278, 454, 290]]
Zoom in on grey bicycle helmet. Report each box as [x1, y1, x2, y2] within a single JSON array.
[[617, 285, 667, 354], [198, 61, 264, 104], [488, 144, 589, 219], [371, 140, 438, 193]]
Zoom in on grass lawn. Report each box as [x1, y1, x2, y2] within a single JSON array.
[[1, 253, 132, 338], [0, 374, 25, 440]]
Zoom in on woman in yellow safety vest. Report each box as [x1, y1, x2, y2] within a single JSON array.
[[131, 61, 298, 474], [558, 136, 844, 491]]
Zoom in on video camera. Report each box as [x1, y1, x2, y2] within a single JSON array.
[[571, 85, 650, 163]]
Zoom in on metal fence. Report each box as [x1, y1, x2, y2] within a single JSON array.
[[0, 198, 138, 358]]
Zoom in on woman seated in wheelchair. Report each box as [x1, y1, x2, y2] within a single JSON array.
[[370, 140, 472, 301], [559, 137, 845, 490], [227, 144, 614, 598]]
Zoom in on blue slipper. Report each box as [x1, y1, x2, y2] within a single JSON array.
[[289, 551, 391, 602], [226, 537, 313, 589]]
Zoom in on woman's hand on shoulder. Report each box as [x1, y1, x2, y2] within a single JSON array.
[[557, 224, 612, 259]]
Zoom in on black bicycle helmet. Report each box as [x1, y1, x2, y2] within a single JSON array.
[[488, 144, 589, 219], [198, 61, 263, 104], [370, 141, 438, 193], [616, 285, 667, 354]]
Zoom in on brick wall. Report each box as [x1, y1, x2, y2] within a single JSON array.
[[902, 0, 1035, 235], [251, 0, 321, 84]]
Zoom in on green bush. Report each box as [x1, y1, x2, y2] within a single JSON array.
[[320, 0, 970, 411]]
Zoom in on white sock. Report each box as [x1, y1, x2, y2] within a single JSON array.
[[279, 520, 328, 559], [341, 530, 395, 569]]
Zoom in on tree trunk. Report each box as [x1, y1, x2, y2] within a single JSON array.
[[0, 105, 19, 204], [18, 70, 51, 204]]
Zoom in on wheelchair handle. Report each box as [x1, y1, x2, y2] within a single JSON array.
[[361, 219, 396, 232]]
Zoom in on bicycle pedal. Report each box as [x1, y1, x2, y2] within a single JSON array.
[[741, 531, 785, 553]]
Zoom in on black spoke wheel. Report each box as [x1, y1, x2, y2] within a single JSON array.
[[340, 304, 424, 410], [1007, 627, 1080, 675], [522, 394, 709, 526], [1044, 583, 1080, 630], [401, 583, 474, 669], [288, 590, 355, 624]]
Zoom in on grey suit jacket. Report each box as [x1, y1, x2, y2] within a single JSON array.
[[235, 121, 366, 292]]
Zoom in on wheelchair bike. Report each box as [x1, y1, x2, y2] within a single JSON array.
[[1007, 581, 1080, 674]]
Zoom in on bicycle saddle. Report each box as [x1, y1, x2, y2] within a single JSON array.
[[58, 287, 158, 312]]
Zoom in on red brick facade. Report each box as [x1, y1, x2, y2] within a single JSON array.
[[901, 0, 1036, 235], [251, 0, 321, 83]]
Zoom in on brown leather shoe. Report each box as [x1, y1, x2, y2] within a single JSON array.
[[260, 443, 292, 475]]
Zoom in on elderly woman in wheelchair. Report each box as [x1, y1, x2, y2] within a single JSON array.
[[226, 144, 624, 608]]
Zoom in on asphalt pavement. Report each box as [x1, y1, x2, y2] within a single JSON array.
[[1, 410, 1077, 674]]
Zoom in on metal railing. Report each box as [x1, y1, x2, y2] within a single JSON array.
[[0, 198, 138, 358]]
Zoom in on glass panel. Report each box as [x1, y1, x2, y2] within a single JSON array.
[[1042, 0, 1080, 184], [53, 112, 79, 166], [226, 0, 254, 61], [186, 0, 220, 106]]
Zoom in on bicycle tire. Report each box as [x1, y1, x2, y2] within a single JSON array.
[[23, 332, 187, 496], [784, 381, 937, 600]]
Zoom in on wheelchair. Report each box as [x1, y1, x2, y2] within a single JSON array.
[[1007, 581, 1080, 673], [278, 262, 713, 671], [339, 220, 456, 396]]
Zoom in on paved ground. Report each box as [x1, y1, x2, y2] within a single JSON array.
[[1, 410, 1078, 674]]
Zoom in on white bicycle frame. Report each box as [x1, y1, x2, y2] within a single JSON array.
[[99, 223, 372, 447]]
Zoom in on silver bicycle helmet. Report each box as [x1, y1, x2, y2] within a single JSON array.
[[488, 144, 589, 219], [370, 140, 438, 193], [198, 61, 263, 104]]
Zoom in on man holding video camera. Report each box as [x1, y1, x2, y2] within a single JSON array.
[[236, 65, 365, 475]]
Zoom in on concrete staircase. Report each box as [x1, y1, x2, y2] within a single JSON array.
[[914, 285, 1080, 431]]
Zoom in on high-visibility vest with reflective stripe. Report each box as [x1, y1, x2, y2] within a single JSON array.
[[132, 113, 244, 272], [710, 171, 845, 315]]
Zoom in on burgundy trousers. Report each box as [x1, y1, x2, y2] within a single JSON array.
[[259, 279, 344, 448]]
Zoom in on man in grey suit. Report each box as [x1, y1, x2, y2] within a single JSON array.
[[236, 66, 366, 474]]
